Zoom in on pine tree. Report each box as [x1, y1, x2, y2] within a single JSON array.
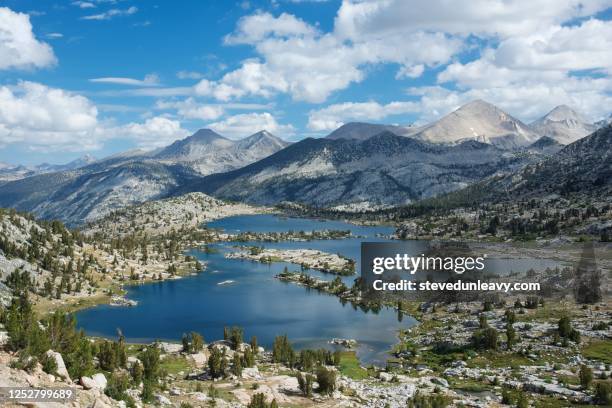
[[579, 365, 593, 389], [131, 362, 143, 385], [227, 327, 243, 350], [297, 372, 314, 396], [506, 323, 516, 350], [243, 347, 255, 367], [316, 366, 336, 395], [232, 353, 243, 377], [182, 333, 190, 353], [139, 345, 160, 382], [208, 347, 226, 379]]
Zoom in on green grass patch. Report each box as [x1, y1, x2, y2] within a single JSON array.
[[395, 338, 467, 373], [557, 374, 580, 386], [517, 304, 573, 322], [338, 351, 370, 380], [451, 379, 490, 393], [397, 301, 423, 318], [413, 318, 445, 333], [533, 395, 592, 408], [467, 352, 533, 369], [581, 340, 612, 364], [160, 354, 192, 375], [212, 387, 237, 403], [499, 389, 590, 408], [412, 350, 466, 372]]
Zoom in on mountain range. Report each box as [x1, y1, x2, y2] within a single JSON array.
[[501, 124, 611, 197], [181, 132, 532, 209], [0, 130, 289, 224], [324, 100, 597, 148], [0, 100, 608, 225], [0, 154, 97, 183], [430, 124, 612, 205], [154, 129, 290, 175]]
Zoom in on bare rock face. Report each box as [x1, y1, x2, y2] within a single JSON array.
[[91, 397, 114, 408], [231, 376, 296, 405], [91, 373, 107, 390], [0, 350, 121, 407], [80, 376, 97, 390], [82, 373, 107, 390], [456, 124, 612, 203], [189, 350, 209, 368], [155, 393, 172, 405], [241, 366, 262, 380], [45, 350, 70, 382], [159, 342, 183, 353]]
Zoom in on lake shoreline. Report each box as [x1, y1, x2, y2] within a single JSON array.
[[73, 212, 593, 367]]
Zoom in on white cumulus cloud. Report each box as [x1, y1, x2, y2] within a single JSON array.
[[225, 12, 317, 44], [0, 81, 100, 150], [334, 0, 610, 39], [433, 17, 612, 122], [0, 81, 194, 152], [194, 0, 611, 120], [0, 7, 57, 70], [196, 10, 461, 103], [72, 1, 96, 9]]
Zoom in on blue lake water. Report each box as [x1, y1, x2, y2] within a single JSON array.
[[76, 214, 560, 365]]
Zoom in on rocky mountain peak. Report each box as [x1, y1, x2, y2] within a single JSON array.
[[458, 99, 498, 112], [67, 154, 97, 167], [540, 105, 584, 123], [409, 99, 536, 148], [237, 130, 289, 150], [249, 130, 273, 139], [530, 105, 596, 145], [189, 128, 228, 142], [326, 122, 410, 141], [154, 129, 233, 161]]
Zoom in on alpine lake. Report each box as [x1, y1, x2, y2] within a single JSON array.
[[76, 214, 559, 365]]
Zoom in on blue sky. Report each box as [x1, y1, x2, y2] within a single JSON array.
[[0, 0, 611, 165]]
